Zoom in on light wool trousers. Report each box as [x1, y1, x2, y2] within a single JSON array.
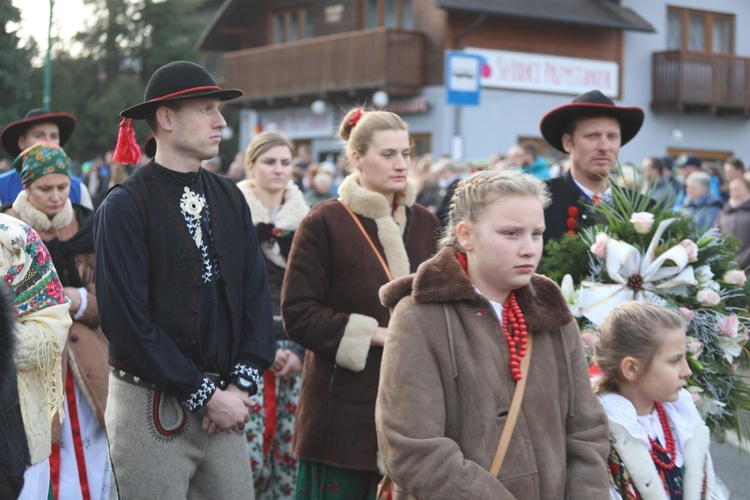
[[106, 374, 254, 500]]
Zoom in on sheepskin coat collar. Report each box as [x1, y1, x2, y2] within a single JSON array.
[[337, 172, 416, 279], [380, 246, 574, 333], [12, 191, 73, 232], [237, 179, 309, 269]]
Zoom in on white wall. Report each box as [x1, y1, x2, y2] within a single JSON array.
[[415, 1, 750, 165], [620, 0, 750, 162]]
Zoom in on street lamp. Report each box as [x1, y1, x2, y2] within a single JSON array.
[[372, 90, 389, 108], [43, 0, 55, 110], [311, 99, 327, 115]]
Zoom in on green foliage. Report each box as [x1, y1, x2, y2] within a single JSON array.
[[547, 175, 750, 442], [538, 234, 590, 284], [12, 0, 212, 161]]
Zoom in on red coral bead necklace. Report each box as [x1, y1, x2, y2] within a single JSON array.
[[648, 401, 677, 471], [501, 291, 528, 381], [455, 252, 529, 381]]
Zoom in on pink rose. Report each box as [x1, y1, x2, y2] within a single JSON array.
[[696, 289, 721, 306], [686, 336, 703, 358], [723, 270, 747, 287], [717, 315, 739, 338], [589, 233, 609, 259], [630, 212, 654, 234], [679, 239, 699, 263], [679, 307, 695, 321], [691, 392, 703, 407], [580, 330, 597, 349]]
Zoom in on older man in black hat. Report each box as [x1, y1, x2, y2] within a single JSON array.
[[539, 89, 645, 246], [0, 109, 93, 209], [94, 61, 275, 499]]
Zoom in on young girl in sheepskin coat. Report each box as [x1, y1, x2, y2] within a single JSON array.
[[376, 169, 610, 499], [594, 301, 727, 499]]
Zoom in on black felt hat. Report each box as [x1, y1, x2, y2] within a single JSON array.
[[1, 109, 77, 158], [539, 90, 644, 153], [120, 61, 243, 120]]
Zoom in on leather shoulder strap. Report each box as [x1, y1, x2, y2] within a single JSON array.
[[339, 199, 393, 282], [489, 333, 533, 477]]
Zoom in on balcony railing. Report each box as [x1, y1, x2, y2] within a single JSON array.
[[652, 50, 750, 115], [223, 28, 425, 104]]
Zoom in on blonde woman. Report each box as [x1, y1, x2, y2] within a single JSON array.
[[282, 108, 440, 499], [237, 131, 309, 499], [376, 169, 609, 499]]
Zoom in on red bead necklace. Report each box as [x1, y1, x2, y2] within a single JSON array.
[[455, 252, 529, 381], [648, 401, 677, 471], [501, 291, 528, 381]]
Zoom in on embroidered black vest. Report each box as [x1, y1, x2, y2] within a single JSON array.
[[116, 163, 247, 367]]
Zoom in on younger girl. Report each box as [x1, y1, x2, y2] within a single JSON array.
[[594, 301, 727, 499]]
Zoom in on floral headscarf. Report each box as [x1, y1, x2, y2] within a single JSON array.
[[13, 142, 71, 188]]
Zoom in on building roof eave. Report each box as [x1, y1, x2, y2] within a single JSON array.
[[434, 0, 655, 33], [196, 0, 238, 51]]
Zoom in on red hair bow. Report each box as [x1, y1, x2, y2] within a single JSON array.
[[348, 108, 363, 127]]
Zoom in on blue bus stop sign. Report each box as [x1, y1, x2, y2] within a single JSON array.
[[445, 51, 483, 106]]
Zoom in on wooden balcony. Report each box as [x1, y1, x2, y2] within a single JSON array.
[[223, 28, 425, 105], [652, 50, 750, 116]]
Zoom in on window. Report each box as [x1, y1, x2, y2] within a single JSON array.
[[363, 0, 413, 30], [667, 7, 733, 54], [270, 8, 313, 44]]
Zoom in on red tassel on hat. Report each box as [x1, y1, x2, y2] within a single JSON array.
[[113, 118, 141, 165]]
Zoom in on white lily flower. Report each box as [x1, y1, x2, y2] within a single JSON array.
[[561, 274, 581, 317]]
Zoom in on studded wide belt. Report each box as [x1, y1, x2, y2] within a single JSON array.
[[110, 367, 230, 391]]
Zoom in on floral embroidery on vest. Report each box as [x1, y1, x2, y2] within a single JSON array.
[[179, 186, 219, 283]]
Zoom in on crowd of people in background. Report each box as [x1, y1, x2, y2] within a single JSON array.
[[3, 113, 746, 276]]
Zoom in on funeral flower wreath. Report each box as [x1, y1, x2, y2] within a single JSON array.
[[540, 186, 750, 442]]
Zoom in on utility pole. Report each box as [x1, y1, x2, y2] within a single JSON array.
[[43, 0, 54, 110]]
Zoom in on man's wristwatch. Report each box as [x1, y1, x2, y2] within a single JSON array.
[[232, 375, 258, 396]]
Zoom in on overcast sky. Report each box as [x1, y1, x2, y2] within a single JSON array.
[[12, 0, 92, 55]]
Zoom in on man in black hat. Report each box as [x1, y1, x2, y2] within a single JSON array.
[[94, 61, 275, 499], [539, 89, 645, 246], [0, 109, 93, 209]]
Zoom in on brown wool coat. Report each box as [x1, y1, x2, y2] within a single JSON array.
[[281, 173, 440, 471], [376, 247, 610, 499]]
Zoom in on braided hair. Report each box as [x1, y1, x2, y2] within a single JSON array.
[[439, 169, 551, 251]]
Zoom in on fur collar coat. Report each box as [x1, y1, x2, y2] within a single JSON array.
[[236, 179, 309, 269], [281, 171, 439, 471], [375, 247, 610, 499]]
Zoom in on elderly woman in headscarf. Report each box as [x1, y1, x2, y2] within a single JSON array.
[[3, 142, 111, 499]]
